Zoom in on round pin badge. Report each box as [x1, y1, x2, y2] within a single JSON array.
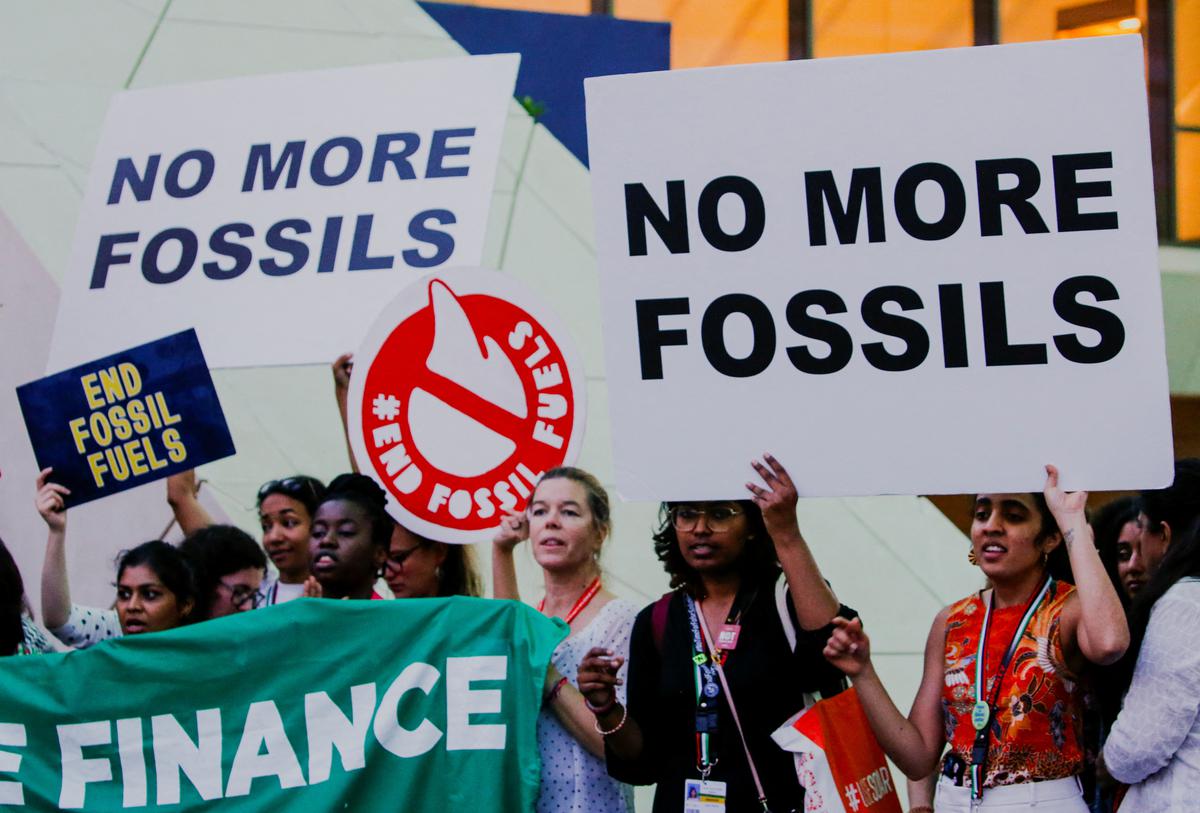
[[971, 700, 991, 731]]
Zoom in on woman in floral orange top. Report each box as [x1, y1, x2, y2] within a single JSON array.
[[824, 466, 1129, 811]]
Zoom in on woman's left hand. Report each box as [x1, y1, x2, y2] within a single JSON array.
[[1043, 464, 1087, 524], [746, 453, 800, 536]]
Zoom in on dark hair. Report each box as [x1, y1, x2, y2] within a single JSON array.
[[652, 500, 778, 598], [1031, 492, 1075, 585], [1140, 459, 1200, 540], [115, 540, 197, 622], [972, 493, 1072, 583], [0, 538, 27, 656], [439, 544, 483, 597], [1091, 495, 1141, 608], [178, 526, 267, 620], [536, 467, 612, 536], [1112, 461, 1200, 704], [257, 475, 326, 517], [320, 474, 394, 551], [386, 525, 483, 597]]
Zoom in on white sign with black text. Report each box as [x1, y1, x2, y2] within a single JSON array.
[[586, 36, 1172, 499], [49, 55, 518, 370]]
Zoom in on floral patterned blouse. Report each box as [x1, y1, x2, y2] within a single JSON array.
[[941, 581, 1083, 788]]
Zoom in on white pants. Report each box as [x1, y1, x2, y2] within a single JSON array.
[[935, 776, 1088, 812]]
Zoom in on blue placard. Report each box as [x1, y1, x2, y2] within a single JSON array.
[[16, 329, 235, 507]]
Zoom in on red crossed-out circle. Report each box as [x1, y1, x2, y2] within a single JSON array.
[[359, 283, 578, 536]]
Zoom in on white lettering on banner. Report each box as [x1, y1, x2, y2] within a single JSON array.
[[446, 656, 507, 751], [151, 709, 223, 804], [304, 683, 377, 785], [373, 663, 444, 758], [57, 721, 112, 809], [36, 657, 510, 807], [0, 723, 27, 806], [225, 701, 305, 797], [115, 718, 147, 808]]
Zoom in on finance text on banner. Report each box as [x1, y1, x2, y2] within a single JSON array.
[[585, 36, 1172, 499], [0, 598, 565, 810]]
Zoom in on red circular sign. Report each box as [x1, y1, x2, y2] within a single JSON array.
[[350, 270, 585, 543]]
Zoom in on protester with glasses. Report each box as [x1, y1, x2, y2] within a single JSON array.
[[822, 467, 1128, 812], [36, 468, 248, 648], [177, 525, 268, 619], [168, 470, 326, 606], [493, 467, 638, 813], [332, 353, 482, 600], [577, 454, 851, 813]]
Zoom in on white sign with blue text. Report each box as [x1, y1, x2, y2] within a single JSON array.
[[49, 55, 519, 370], [586, 36, 1172, 499]]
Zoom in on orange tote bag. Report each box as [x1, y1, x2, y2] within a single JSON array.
[[772, 687, 902, 813]]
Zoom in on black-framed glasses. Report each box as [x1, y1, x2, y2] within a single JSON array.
[[670, 505, 743, 532], [219, 580, 267, 610], [257, 476, 324, 506], [384, 541, 428, 572]]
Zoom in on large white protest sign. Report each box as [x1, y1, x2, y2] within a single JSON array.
[[48, 55, 518, 370], [586, 36, 1172, 499], [348, 268, 587, 544]]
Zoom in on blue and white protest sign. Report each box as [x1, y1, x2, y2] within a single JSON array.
[[18, 329, 235, 507], [48, 55, 519, 370], [586, 36, 1172, 498]]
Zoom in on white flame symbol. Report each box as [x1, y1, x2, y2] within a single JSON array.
[[407, 280, 526, 477]]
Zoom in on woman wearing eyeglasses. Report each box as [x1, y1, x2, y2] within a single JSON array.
[[493, 467, 638, 813], [331, 354, 482, 600], [37, 469, 261, 648], [577, 455, 852, 813]]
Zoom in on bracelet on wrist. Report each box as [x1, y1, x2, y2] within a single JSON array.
[[593, 703, 628, 736], [584, 695, 616, 715], [544, 676, 569, 705]]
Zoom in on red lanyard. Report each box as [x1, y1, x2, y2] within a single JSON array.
[[538, 577, 602, 624]]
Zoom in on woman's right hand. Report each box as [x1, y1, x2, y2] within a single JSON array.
[[823, 616, 872, 677], [578, 646, 624, 711], [332, 352, 354, 394], [492, 512, 529, 552], [35, 468, 69, 532]]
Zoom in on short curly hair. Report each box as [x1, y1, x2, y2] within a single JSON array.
[[651, 499, 780, 597]]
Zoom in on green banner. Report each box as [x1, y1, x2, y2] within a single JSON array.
[[0, 598, 566, 811]]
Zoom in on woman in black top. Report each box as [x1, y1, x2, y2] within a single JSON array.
[[579, 454, 853, 812]]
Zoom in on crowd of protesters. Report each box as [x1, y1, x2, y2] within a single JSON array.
[[3, 357, 1197, 812]]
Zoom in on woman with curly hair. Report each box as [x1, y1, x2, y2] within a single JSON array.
[[577, 454, 851, 812]]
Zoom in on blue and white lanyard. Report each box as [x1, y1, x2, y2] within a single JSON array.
[[686, 595, 721, 773]]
